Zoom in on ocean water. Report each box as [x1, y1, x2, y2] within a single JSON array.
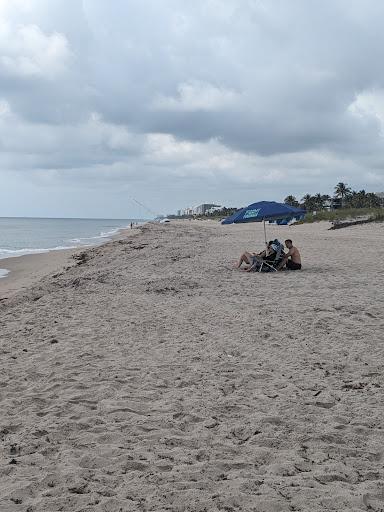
[[0, 217, 145, 263]]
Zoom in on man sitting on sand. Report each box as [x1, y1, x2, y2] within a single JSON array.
[[277, 239, 301, 270], [236, 241, 276, 271]]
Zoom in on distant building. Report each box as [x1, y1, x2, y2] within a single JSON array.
[[176, 203, 222, 216], [322, 197, 342, 210], [193, 203, 221, 215], [323, 199, 332, 210], [177, 207, 194, 216], [331, 197, 342, 209], [206, 206, 223, 214]]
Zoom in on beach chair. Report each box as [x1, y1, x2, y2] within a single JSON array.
[[257, 239, 284, 272]]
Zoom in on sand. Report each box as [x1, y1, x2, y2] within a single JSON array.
[[0, 228, 137, 300], [0, 220, 383, 511], [0, 250, 77, 299]]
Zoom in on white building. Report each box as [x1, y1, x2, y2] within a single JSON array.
[[206, 206, 222, 214], [193, 203, 221, 215], [177, 204, 221, 216]]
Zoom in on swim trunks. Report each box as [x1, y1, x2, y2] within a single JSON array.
[[286, 260, 302, 270]]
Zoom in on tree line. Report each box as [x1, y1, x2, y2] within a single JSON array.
[[284, 182, 382, 211]]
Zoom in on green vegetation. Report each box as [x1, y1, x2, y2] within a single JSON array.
[[197, 207, 238, 219], [285, 182, 382, 211], [283, 182, 383, 224], [302, 208, 383, 223], [372, 210, 384, 222]]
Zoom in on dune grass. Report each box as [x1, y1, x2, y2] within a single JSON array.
[[303, 208, 383, 223]]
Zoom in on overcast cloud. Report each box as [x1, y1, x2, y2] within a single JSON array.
[[1, 0, 384, 218]]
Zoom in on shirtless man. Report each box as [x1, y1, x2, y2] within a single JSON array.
[[278, 239, 301, 270]]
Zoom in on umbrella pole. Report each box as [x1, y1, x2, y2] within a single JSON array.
[[263, 219, 267, 246]]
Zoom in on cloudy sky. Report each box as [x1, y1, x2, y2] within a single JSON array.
[[1, 0, 384, 218]]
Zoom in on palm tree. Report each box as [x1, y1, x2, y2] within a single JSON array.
[[334, 182, 351, 207], [284, 195, 299, 207], [366, 192, 381, 208], [301, 194, 316, 211], [345, 190, 357, 208], [314, 193, 324, 209]]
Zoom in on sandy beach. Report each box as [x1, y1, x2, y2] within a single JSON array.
[[0, 219, 383, 511], [0, 227, 137, 300], [0, 250, 77, 300]]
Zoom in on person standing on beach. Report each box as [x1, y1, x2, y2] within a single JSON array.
[[278, 239, 301, 270]]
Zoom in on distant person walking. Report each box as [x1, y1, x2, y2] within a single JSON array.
[[278, 239, 301, 270]]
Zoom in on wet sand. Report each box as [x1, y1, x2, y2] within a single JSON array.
[[0, 249, 77, 299]]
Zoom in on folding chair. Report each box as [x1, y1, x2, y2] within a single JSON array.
[[258, 239, 284, 272]]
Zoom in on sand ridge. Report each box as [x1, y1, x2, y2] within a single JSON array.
[[0, 220, 383, 511]]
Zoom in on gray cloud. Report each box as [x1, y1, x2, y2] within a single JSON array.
[[1, 0, 384, 217]]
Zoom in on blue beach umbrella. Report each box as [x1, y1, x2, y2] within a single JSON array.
[[221, 201, 306, 244]]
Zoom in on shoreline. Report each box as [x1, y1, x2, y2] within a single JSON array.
[[0, 248, 79, 299], [0, 223, 143, 298]]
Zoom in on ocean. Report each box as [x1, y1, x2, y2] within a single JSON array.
[[0, 217, 146, 265]]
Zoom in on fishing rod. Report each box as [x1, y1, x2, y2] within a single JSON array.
[[127, 195, 160, 218]]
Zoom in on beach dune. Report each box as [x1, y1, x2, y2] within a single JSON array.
[[0, 220, 383, 511]]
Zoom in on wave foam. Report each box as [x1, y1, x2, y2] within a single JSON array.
[[0, 245, 79, 260], [0, 268, 10, 278], [68, 225, 130, 244], [0, 222, 137, 261]]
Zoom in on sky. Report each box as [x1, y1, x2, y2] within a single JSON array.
[[1, 0, 384, 218]]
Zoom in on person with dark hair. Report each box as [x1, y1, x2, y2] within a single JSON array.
[[277, 239, 302, 270], [236, 241, 275, 270]]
